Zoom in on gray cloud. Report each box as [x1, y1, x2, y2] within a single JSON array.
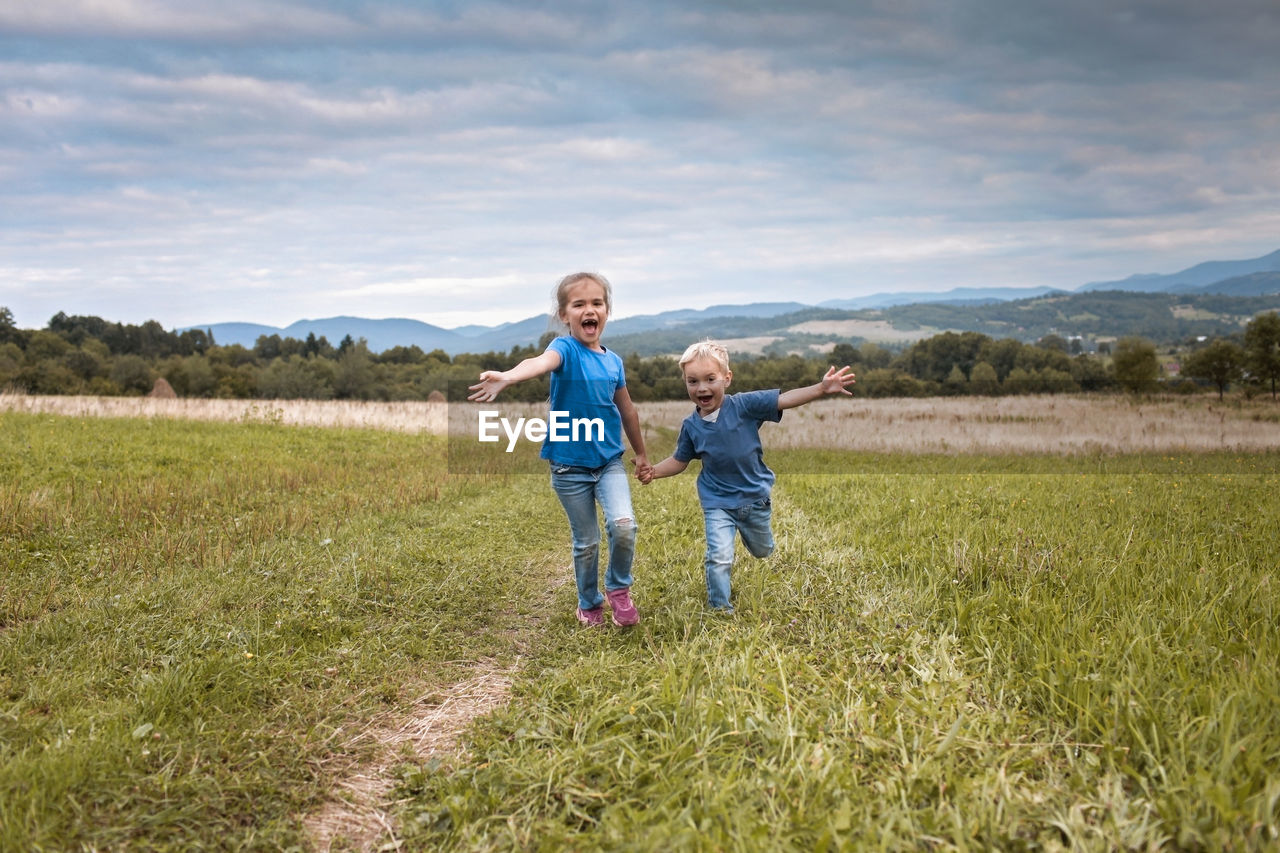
[[2, 0, 1278, 329]]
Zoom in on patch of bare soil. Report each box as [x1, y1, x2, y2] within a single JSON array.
[[302, 567, 570, 851], [303, 663, 516, 852]]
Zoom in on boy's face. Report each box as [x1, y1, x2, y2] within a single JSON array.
[[682, 356, 732, 414]]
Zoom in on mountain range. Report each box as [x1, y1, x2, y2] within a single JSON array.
[[183, 248, 1280, 355]]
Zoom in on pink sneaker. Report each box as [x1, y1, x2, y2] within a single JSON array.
[[576, 605, 605, 627], [606, 587, 639, 627]]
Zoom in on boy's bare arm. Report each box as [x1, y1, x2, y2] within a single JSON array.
[[778, 365, 856, 410], [638, 455, 688, 484], [467, 350, 562, 401]]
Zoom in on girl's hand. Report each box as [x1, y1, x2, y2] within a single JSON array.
[[468, 371, 510, 402], [820, 365, 857, 396]]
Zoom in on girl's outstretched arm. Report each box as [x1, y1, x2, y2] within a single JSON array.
[[467, 349, 562, 402], [777, 365, 856, 410]]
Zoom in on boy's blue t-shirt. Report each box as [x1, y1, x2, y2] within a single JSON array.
[[674, 389, 782, 509], [541, 335, 626, 467]]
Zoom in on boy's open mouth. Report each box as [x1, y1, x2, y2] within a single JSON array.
[[582, 318, 599, 332]]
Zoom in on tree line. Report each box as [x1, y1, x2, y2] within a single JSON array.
[[2, 307, 1278, 401]]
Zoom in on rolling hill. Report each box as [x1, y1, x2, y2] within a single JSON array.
[[182, 248, 1280, 355]]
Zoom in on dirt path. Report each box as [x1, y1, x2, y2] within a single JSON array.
[[303, 663, 518, 852], [301, 558, 569, 851]]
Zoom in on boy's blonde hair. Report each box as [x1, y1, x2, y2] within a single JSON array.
[[679, 340, 730, 374]]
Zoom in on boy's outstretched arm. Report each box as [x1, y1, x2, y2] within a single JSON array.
[[777, 365, 857, 410], [467, 349, 562, 402], [637, 455, 688, 485]]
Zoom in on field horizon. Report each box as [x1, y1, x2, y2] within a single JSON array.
[[5, 390, 1280, 456]]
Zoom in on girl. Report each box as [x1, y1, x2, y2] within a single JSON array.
[[468, 272, 649, 627]]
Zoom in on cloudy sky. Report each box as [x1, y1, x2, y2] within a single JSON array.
[[3, 0, 1279, 331]]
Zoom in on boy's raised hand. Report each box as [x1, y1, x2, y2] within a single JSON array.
[[821, 365, 857, 395]]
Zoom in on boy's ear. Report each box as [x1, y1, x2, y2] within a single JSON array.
[[724, 370, 732, 387]]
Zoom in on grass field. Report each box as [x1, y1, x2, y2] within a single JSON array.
[[2, 399, 1278, 850]]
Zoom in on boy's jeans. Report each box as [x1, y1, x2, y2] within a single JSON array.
[[550, 458, 636, 612], [703, 497, 774, 611]]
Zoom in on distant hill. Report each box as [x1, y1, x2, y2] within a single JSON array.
[[819, 286, 1065, 310], [280, 316, 464, 353], [182, 303, 813, 354], [609, 302, 812, 332], [181, 248, 1280, 355], [1168, 271, 1280, 297], [188, 316, 466, 353], [604, 291, 1280, 357], [462, 315, 557, 352], [188, 321, 283, 345], [1078, 248, 1280, 293]]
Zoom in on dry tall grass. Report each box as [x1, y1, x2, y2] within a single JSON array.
[[5, 391, 1279, 454], [0, 393, 447, 434], [638, 394, 1280, 455]]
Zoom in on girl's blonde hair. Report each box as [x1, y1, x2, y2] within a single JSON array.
[[553, 272, 613, 319], [679, 340, 730, 374]]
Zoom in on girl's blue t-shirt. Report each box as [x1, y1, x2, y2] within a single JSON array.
[[674, 389, 782, 509], [542, 335, 626, 467]]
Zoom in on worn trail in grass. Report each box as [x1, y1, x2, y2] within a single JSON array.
[[0, 413, 570, 851]]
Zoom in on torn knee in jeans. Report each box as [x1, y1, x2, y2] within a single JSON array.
[[609, 516, 636, 542]]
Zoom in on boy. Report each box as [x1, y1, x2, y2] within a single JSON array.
[[636, 341, 856, 612]]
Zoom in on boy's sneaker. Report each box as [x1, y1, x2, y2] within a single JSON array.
[[606, 587, 639, 627], [576, 605, 605, 627]]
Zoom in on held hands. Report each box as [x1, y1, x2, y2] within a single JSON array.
[[633, 457, 655, 485], [820, 365, 857, 396], [467, 370, 510, 402]]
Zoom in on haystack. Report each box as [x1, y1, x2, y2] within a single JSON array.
[[427, 389, 446, 403], [148, 377, 177, 399]]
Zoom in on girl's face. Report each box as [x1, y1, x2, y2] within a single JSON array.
[[683, 356, 732, 414], [559, 279, 609, 350]]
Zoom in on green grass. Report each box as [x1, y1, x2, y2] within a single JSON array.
[[1, 413, 565, 850], [3, 412, 1279, 850]]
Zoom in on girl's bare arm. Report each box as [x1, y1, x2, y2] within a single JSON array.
[[467, 350, 563, 402]]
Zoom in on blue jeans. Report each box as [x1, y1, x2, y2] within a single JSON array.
[[550, 458, 637, 611], [703, 497, 774, 611]]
